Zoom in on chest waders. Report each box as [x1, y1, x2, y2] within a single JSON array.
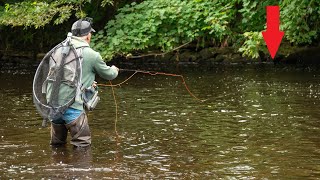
[[51, 112, 91, 147]]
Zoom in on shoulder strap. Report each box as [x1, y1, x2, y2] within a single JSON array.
[[48, 33, 74, 107]]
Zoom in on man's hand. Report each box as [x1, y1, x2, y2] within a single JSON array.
[[92, 81, 97, 88], [111, 65, 119, 72]]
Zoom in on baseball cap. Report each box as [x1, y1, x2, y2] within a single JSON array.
[[71, 18, 96, 37]]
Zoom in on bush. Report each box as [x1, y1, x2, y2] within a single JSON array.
[[91, 0, 233, 60], [92, 0, 320, 60]]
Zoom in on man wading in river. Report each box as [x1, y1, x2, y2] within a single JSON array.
[[33, 18, 119, 147]]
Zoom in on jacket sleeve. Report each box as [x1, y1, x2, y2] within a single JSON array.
[[93, 53, 118, 80]]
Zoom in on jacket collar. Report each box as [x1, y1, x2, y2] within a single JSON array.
[[71, 36, 90, 48]]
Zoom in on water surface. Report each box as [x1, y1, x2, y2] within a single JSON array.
[[1, 64, 320, 179]]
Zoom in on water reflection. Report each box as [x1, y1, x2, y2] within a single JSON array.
[[47, 146, 94, 178], [51, 146, 92, 168]]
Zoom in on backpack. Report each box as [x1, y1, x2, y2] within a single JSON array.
[[33, 33, 83, 121]]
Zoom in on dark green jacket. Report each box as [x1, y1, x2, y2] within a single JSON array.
[[70, 36, 118, 110]]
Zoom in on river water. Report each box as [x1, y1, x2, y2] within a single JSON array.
[[0, 63, 320, 179]]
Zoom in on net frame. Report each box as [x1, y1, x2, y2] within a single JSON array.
[[33, 39, 83, 120]]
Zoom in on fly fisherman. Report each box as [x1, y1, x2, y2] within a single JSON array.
[[48, 18, 119, 147]]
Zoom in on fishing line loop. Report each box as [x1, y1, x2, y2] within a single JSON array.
[[98, 69, 206, 102], [100, 69, 206, 135]]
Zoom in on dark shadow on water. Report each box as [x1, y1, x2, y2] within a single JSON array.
[[51, 145, 92, 168]]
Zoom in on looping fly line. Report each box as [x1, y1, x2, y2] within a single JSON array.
[[97, 69, 206, 102], [98, 69, 205, 133]]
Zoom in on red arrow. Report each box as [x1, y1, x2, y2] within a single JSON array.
[[262, 6, 284, 59]]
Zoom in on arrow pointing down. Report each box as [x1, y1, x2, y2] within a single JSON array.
[[262, 6, 284, 59]]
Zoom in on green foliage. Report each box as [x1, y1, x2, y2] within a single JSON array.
[[92, 0, 319, 60], [101, 0, 114, 7], [238, 32, 264, 59], [237, 0, 320, 58], [0, 0, 319, 60], [281, 0, 320, 44], [92, 0, 234, 60], [0, 0, 90, 28]]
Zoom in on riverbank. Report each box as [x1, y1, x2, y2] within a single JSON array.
[[110, 45, 320, 70], [1, 46, 320, 72]]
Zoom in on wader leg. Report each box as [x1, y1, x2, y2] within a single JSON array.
[[50, 122, 68, 146], [66, 113, 91, 147]]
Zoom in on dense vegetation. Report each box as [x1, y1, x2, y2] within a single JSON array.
[[0, 0, 319, 61]]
